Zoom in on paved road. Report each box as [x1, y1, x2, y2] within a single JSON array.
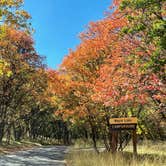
[[0, 146, 68, 166]]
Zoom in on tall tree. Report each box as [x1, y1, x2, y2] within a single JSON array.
[[0, 26, 46, 143], [0, 0, 48, 143]]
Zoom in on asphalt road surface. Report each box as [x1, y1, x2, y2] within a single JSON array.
[[0, 146, 68, 166]]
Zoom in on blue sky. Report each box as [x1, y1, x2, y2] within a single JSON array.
[[24, 0, 112, 69]]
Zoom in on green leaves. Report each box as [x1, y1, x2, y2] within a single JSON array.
[[120, 0, 165, 79]]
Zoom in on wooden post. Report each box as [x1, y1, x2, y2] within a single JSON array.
[[111, 131, 118, 153], [132, 129, 137, 157]]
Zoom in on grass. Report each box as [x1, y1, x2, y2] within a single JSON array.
[[72, 139, 104, 149], [67, 141, 166, 166]]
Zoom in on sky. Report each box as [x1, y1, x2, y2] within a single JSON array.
[[24, 0, 112, 69]]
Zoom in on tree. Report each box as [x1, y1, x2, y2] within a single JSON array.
[[51, 0, 166, 150], [0, 26, 47, 143], [0, 0, 31, 30]]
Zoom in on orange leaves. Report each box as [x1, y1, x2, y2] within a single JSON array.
[[52, 0, 166, 123], [58, 0, 140, 119], [0, 26, 34, 55], [47, 69, 71, 96], [62, 14, 127, 73], [91, 34, 148, 107]]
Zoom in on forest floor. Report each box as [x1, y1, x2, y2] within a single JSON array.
[[0, 145, 68, 166], [67, 140, 166, 166]]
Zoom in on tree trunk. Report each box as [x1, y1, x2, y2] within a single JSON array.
[[0, 122, 5, 144], [6, 123, 12, 144], [106, 116, 112, 151], [102, 133, 110, 151], [89, 120, 99, 154], [63, 122, 70, 145]]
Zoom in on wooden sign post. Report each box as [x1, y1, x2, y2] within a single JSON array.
[[110, 117, 138, 156]]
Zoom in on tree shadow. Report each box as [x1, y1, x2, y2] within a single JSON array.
[[0, 146, 68, 166]]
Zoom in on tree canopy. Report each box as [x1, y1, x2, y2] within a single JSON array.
[[0, 0, 165, 149]]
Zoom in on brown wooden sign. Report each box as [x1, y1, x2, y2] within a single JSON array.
[[110, 117, 137, 130], [110, 117, 137, 124], [110, 124, 137, 130], [110, 117, 138, 156]]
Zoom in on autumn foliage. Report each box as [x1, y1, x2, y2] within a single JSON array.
[[46, 0, 166, 150], [0, 0, 165, 147]]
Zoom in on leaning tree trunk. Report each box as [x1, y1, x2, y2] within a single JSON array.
[[106, 115, 112, 151]]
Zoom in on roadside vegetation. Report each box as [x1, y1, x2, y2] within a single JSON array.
[[67, 141, 166, 166]]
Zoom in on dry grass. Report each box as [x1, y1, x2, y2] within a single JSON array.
[[73, 139, 103, 149], [67, 141, 166, 166]]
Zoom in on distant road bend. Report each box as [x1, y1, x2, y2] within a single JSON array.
[[0, 146, 68, 166]]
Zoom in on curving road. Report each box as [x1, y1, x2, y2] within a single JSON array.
[[0, 146, 68, 166]]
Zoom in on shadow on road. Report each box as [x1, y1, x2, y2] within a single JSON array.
[[0, 146, 68, 166]]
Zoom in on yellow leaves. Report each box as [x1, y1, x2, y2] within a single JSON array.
[[137, 125, 147, 135], [0, 0, 23, 7], [15, 10, 31, 19], [0, 59, 13, 77], [0, 70, 3, 76], [50, 96, 59, 106], [0, 25, 7, 39], [6, 70, 12, 77], [0, 0, 9, 5], [0, 0, 30, 31]]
